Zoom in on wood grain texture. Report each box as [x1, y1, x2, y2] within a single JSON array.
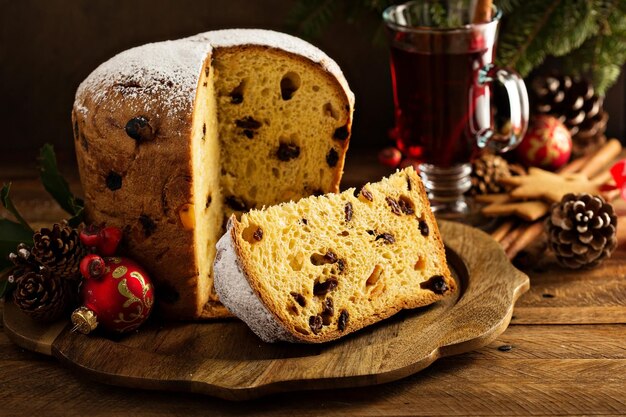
[[511, 255, 626, 325], [2, 317, 625, 416], [2, 221, 529, 400]]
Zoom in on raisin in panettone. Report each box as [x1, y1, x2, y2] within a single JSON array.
[[73, 29, 355, 319], [214, 168, 455, 343]]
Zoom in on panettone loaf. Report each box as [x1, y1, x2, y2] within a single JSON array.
[[73, 30, 354, 319], [213, 168, 455, 343]]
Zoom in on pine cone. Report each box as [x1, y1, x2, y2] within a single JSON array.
[[31, 222, 87, 281], [470, 153, 513, 195], [546, 193, 618, 269], [13, 268, 71, 321], [530, 74, 608, 158], [6, 243, 39, 290]]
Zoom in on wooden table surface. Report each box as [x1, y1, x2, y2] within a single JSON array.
[[1, 152, 625, 416]]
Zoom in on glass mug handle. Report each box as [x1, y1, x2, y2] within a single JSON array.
[[476, 63, 529, 153]]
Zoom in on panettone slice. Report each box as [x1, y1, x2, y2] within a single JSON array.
[[214, 168, 455, 343]]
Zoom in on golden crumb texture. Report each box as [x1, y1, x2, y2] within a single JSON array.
[[218, 168, 456, 343]]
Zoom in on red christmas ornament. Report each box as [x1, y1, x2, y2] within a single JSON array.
[[399, 157, 421, 172], [378, 146, 402, 168], [515, 115, 572, 171], [72, 255, 154, 334]]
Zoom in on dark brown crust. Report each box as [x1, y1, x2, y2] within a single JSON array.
[[74, 54, 207, 319]]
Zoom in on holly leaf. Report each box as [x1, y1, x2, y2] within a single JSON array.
[[0, 218, 33, 252], [38, 144, 84, 223], [1, 183, 32, 231]]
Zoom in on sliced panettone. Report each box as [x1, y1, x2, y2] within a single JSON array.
[[73, 29, 354, 319], [213, 168, 455, 343]]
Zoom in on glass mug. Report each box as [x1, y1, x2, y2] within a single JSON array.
[[383, 1, 529, 219]]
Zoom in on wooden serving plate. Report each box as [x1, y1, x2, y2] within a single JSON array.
[[3, 221, 529, 401]]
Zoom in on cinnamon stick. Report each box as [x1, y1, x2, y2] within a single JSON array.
[[558, 151, 594, 174], [499, 223, 526, 252], [603, 188, 622, 203], [505, 221, 544, 260], [578, 139, 623, 179], [472, 0, 492, 23], [591, 169, 614, 185], [491, 220, 516, 242]]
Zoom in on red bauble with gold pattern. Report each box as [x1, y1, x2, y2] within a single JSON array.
[[72, 255, 154, 334], [515, 115, 572, 171]]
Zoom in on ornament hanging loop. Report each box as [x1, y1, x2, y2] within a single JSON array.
[[71, 306, 98, 334]]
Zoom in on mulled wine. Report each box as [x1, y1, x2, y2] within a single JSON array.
[[390, 45, 490, 167], [383, 1, 528, 219]]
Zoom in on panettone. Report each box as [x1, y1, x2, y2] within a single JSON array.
[[73, 29, 354, 319], [213, 168, 455, 343]]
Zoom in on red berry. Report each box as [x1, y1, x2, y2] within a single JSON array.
[[97, 226, 123, 256], [378, 147, 402, 167], [80, 224, 102, 248], [399, 157, 421, 172], [80, 254, 105, 280]]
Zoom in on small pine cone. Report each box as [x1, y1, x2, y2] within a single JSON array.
[[13, 268, 71, 322], [546, 193, 618, 269], [470, 153, 512, 195], [31, 222, 87, 281]]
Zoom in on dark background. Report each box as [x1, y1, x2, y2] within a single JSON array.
[[1, 0, 625, 161]]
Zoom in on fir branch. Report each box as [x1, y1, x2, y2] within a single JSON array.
[[287, 0, 625, 93], [497, 0, 602, 76], [497, 0, 561, 74], [287, 0, 339, 39], [495, 0, 521, 13], [562, 2, 626, 95]]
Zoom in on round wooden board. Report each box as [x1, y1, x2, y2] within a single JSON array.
[[3, 220, 529, 401]]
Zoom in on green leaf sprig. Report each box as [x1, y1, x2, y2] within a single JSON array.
[[38, 144, 84, 227]]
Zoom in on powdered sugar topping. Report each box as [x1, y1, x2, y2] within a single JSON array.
[[75, 40, 212, 117], [74, 29, 354, 122]]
